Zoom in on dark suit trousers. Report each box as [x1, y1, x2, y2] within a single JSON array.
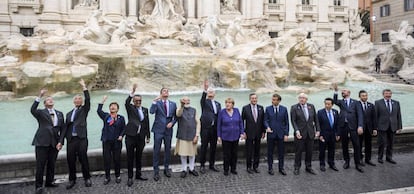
[[200, 125, 218, 167], [378, 127, 395, 160], [294, 136, 313, 169], [319, 134, 336, 167], [359, 129, 373, 162], [153, 132, 172, 174], [246, 137, 261, 169], [267, 137, 285, 170], [35, 146, 58, 188], [126, 134, 146, 178], [222, 140, 238, 172], [340, 124, 361, 165], [102, 140, 122, 179], [67, 137, 91, 181]]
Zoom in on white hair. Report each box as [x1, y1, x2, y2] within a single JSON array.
[[297, 93, 308, 99]]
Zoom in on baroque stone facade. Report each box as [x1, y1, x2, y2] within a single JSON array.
[[0, 0, 358, 53]]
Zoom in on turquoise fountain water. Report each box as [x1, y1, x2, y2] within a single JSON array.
[[0, 81, 413, 155]]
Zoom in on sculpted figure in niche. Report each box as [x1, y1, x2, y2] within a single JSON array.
[[139, 0, 185, 22]]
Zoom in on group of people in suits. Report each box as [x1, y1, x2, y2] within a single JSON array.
[[30, 80, 402, 194]]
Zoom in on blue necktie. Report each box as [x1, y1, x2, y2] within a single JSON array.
[[328, 111, 333, 128]]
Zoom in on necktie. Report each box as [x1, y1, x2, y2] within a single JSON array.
[[274, 106, 278, 117], [386, 100, 391, 113], [50, 112, 55, 126], [328, 111, 333, 128], [253, 105, 257, 122], [71, 108, 78, 135], [363, 102, 367, 111], [302, 105, 309, 121], [212, 100, 217, 114], [163, 100, 168, 116]]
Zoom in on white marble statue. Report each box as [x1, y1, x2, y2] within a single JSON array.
[[79, 10, 110, 44], [102, 17, 135, 45], [223, 17, 245, 48], [140, 0, 185, 22], [200, 15, 222, 49], [221, 0, 240, 14]]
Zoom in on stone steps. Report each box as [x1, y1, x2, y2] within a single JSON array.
[[365, 71, 413, 85]]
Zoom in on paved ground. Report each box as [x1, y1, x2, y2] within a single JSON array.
[[1, 151, 414, 194]]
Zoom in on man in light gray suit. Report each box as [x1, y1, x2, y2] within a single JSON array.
[[290, 93, 320, 175], [375, 89, 402, 164]]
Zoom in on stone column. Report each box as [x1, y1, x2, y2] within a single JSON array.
[[185, 0, 196, 19], [103, 0, 122, 20], [38, 0, 62, 31], [249, 0, 263, 19], [128, 0, 138, 21], [197, 0, 219, 18], [284, 0, 298, 29], [0, 0, 11, 36]]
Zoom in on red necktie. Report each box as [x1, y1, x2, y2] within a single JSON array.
[[163, 100, 168, 115]]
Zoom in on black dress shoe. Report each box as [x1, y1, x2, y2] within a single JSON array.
[[45, 182, 59, 188], [343, 162, 350, 169], [306, 168, 316, 175], [66, 180, 76, 190], [247, 168, 253, 174], [268, 169, 274, 175], [180, 171, 187, 178], [153, 174, 160, 181], [136, 176, 148, 181], [279, 169, 287, 176], [189, 170, 199, 176], [253, 168, 260, 173], [294, 169, 299, 175], [127, 178, 133, 187], [365, 161, 376, 166], [356, 165, 364, 173], [35, 187, 43, 194], [386, 158, 397, 164], [329, 165, 339, 171], [378, 159, 384, 164], [209, 166, 220, 172], [230, 170, 238, 175], [164, 169, 172, 178], [320, 166, 326, 172], [85, 179, 92, 187], [103, 178, 110, 185], [115, 176, 121, 183], [224, 171, 229, 176], [200, 166, 206, 174]]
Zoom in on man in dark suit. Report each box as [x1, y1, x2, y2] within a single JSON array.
[[358, 90, 378, 166], [125, 84, 150, 187], [150, 87, 177, 181], [333, 84, 364, 173], [375, 89, 402, 164], [199, 80, 221, 173], [31, 89, 65, 194], [242, 93, 265, 174], [62, 79, 92, 190], [290, 93, 320, 175], [317, 98, 340, 172], [264, 93, 289, 176]]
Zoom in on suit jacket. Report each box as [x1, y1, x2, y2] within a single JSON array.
[[290, 103, 320, 139], [30, 100, 65, 147], [200, 91, 221, 129], [125, 95, 150, 138], [317, 108, 339, 138], [264, 105, 289, 139], [375, 99, 402, 132], [97, 104, 126, 142], [333, 93, 364, 132], [61, 90, 90, 144], [150, 99, 177, 135], [360, 101, 377, 133], [241, 104, 265, 139]]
